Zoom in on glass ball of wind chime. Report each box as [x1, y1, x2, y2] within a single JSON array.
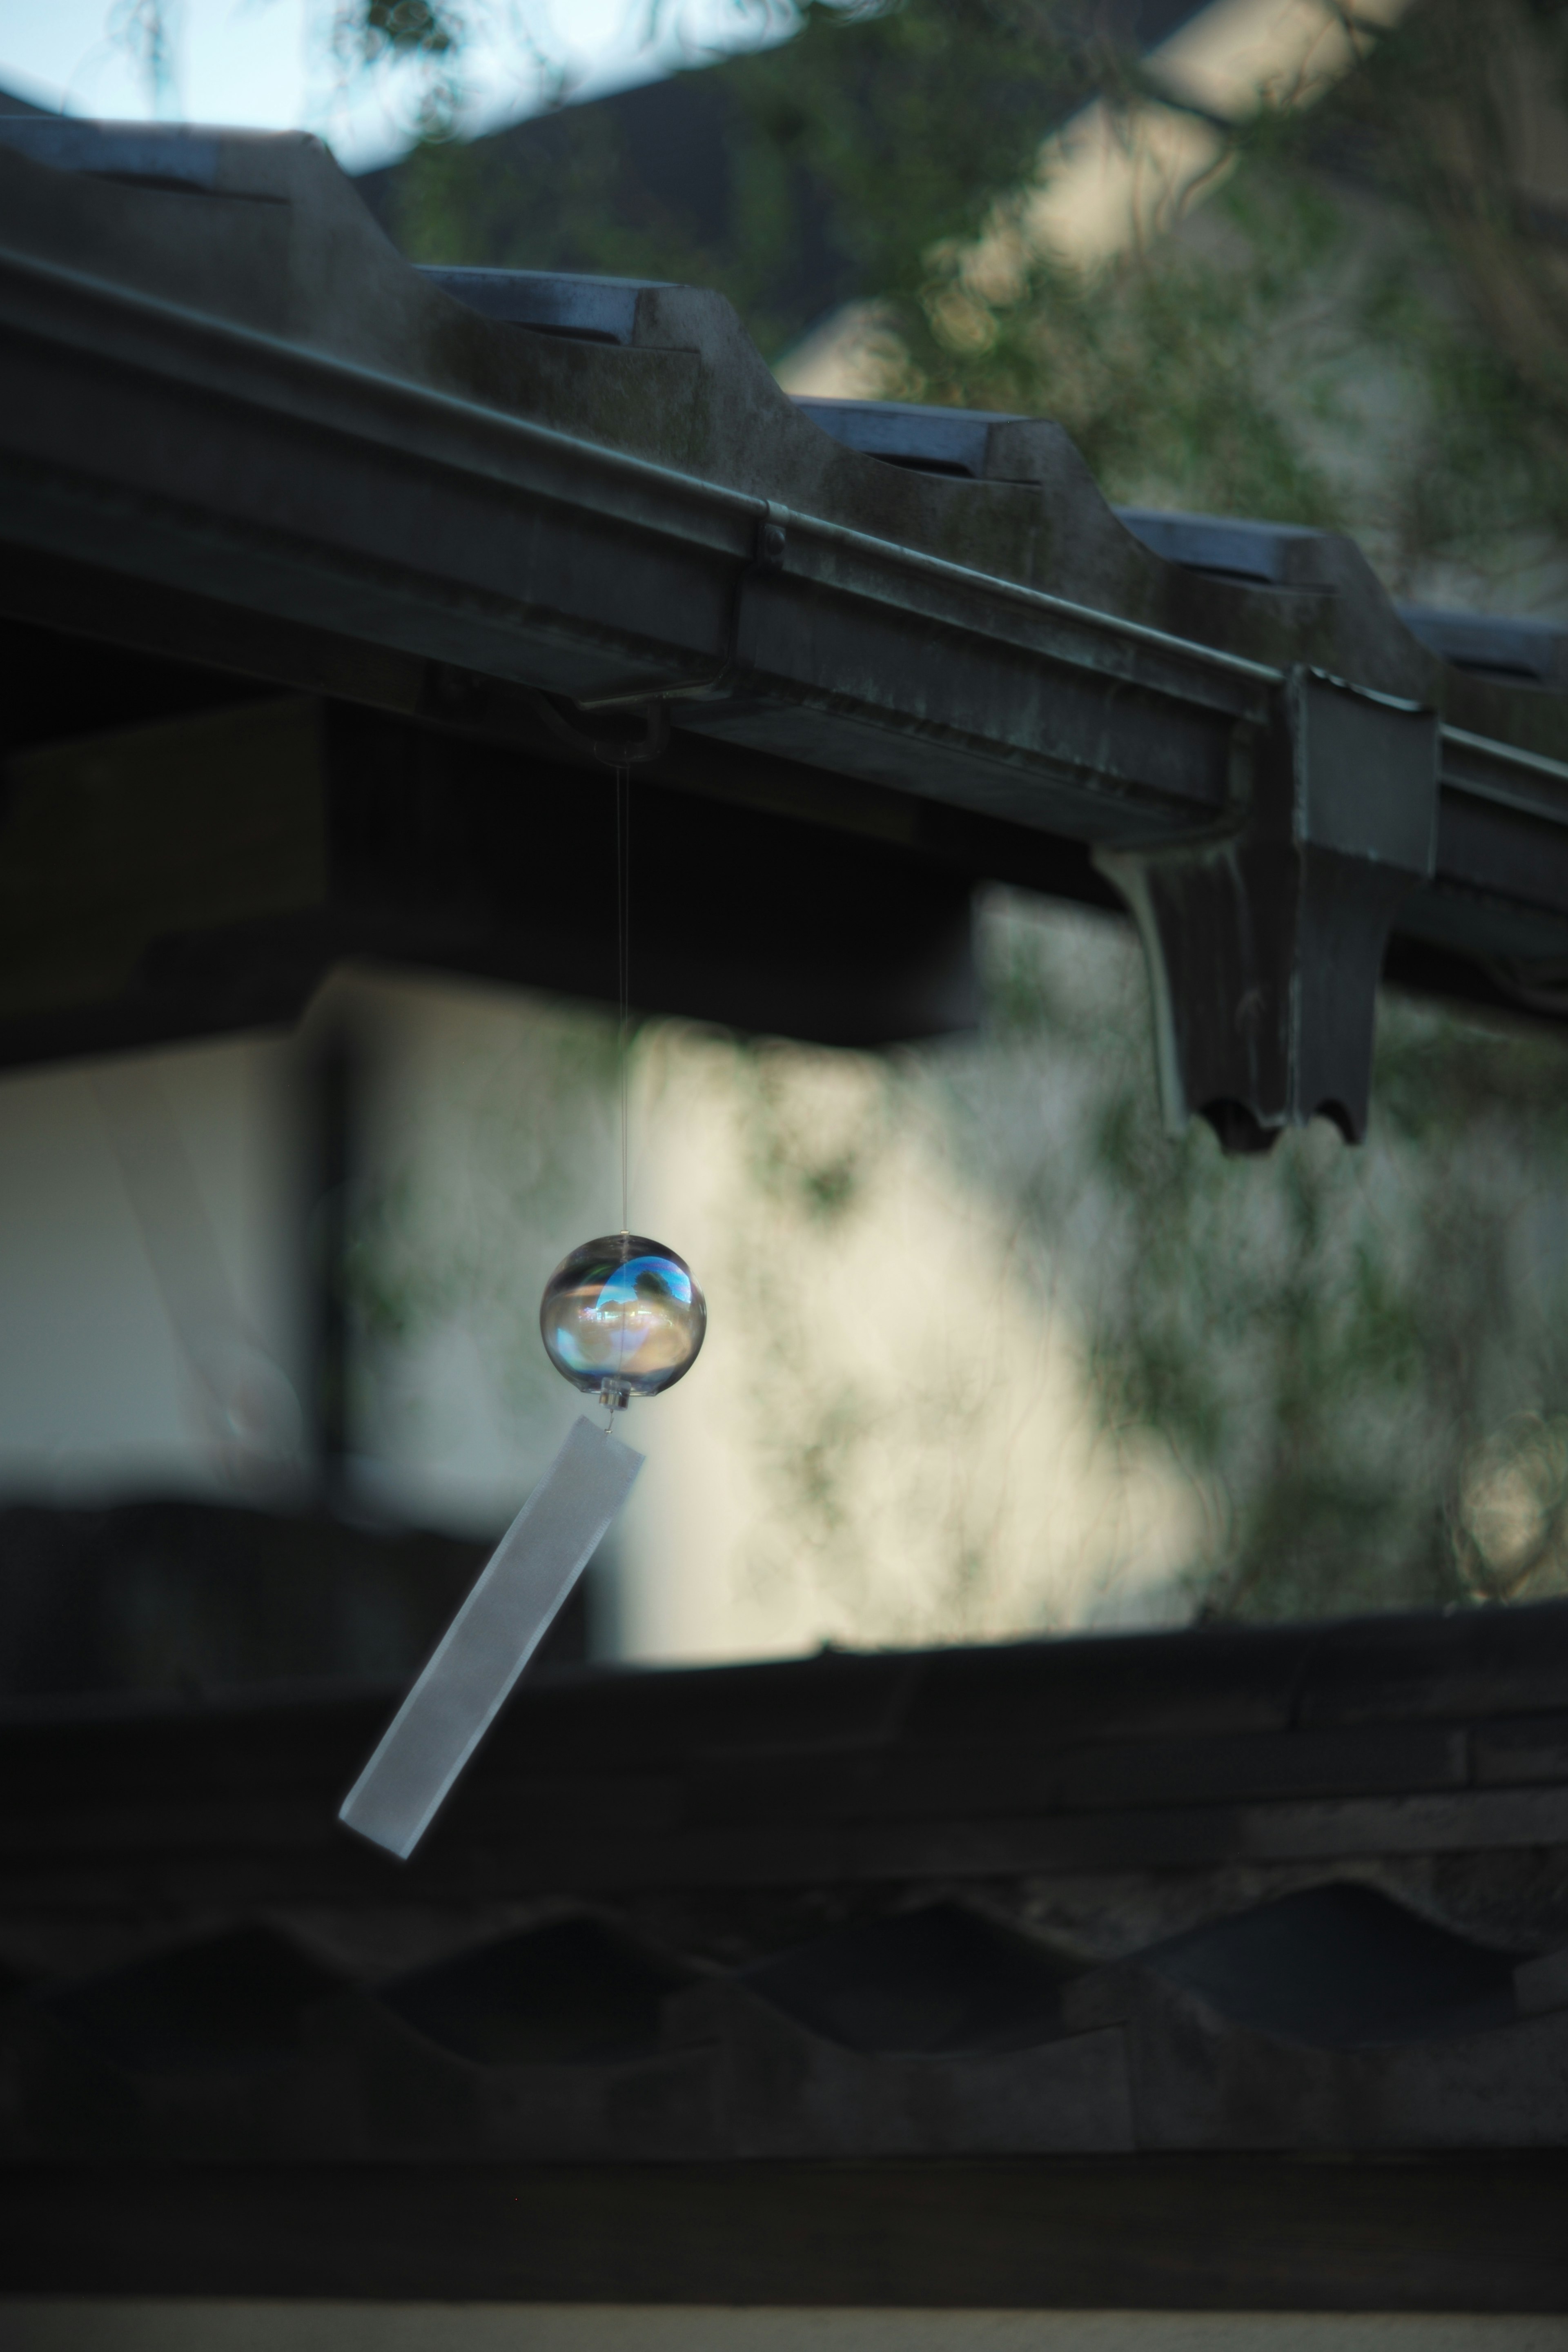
[[539, 1232, 706, 1411]]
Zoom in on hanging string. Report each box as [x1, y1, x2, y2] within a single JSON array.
[[615, 764, 631, 1239], [604, 765, 633, 1431]]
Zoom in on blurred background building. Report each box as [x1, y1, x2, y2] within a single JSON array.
[[4, 0, 1568, 1711]]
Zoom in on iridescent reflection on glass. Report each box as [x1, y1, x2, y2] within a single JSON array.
[[539, 1234, 706, 1403]]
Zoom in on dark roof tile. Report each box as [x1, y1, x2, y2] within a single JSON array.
[[1123, 1884, 1517, 2049], [380, 1915, 694, 2067], [740, 1902, 1077, 2057]]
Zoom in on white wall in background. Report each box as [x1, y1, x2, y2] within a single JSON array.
[[0, 1029, 305, 1505], [0, 960, 1194, 1663]]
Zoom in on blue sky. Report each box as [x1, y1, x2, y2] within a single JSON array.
[[0, 1, 780, 171]]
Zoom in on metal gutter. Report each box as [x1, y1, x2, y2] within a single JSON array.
[[5, 120, 1568, 1132]]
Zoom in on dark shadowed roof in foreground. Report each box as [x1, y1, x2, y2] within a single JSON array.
[[0, 1595, 1565, 2307]]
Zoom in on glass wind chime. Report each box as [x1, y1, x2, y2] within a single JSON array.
[[341, 769, 705, 1860]]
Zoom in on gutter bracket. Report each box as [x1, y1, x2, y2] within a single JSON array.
[[1094, 667, 1440, 1154], [561, 503, 791, 731]]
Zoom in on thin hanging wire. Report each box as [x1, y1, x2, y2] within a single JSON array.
[[606, 764, 633, 1432], [615, 764, 631, 1239]]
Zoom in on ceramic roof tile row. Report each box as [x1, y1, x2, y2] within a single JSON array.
[[1, 1597, 1566, 2160]]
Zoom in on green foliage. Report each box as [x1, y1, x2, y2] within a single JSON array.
[[940, 0, 1568, 590], [330, 0, 488, 140], [358, 0, 460, 60], [107, 0, 180, 112], [375, 0, 1568, 586], [367, 0, 1568, 1626], [381, 1, 1118, 356], [940, 900, 1568, 1622], [900, 163, 1351, 525]]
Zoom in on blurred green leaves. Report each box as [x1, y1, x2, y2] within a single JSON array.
[[368, 0, 1568, 1625], [946, 900, 1568, 1621], [382, 1, 1118, 356]]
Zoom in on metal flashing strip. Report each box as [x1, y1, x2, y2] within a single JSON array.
[[1439, 724, 1568, 824], [774, 507, 1282, 693]]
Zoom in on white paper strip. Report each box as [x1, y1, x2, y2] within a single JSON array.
[[339, 1416, 644, 1860]]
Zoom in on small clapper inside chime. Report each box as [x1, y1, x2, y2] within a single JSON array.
[[339, 762, 703, 1860]]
